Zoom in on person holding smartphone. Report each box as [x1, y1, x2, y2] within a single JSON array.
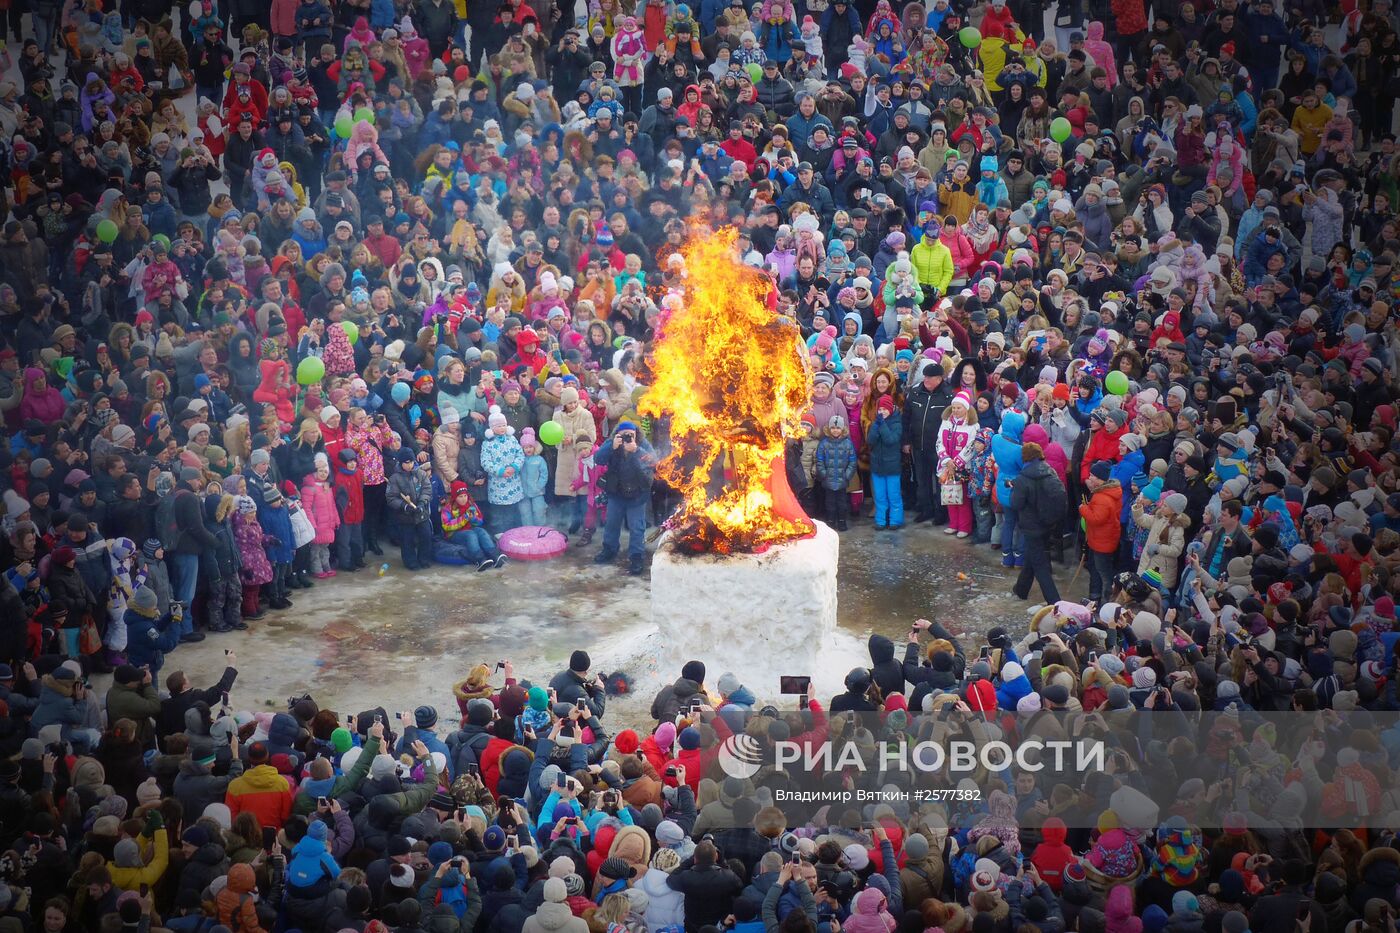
[[592, 421, 658, 577]]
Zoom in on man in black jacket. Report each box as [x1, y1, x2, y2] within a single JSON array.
[[1011, 441, 1065, 603], [171, 468, 216, 642], [903, 360, 953, 524], [158, 661, 239, 745]]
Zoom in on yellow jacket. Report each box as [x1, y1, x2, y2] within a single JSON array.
[[910, 237, 955, 295], [108, 828, 169, 891], [1291, 102, 1333, 155]]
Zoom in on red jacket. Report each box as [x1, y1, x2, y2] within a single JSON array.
[[1030, 818, 1075, 891], [478, 735, 517, 795], [333, 465, 365, 524], [1080, 422, 1127, 482]]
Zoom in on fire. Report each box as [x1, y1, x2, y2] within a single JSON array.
[[640, 227, 814, 555]]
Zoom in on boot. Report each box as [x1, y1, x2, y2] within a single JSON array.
[[367, 540, 384, 556], [270, 597, 293, 610], [568, 519, 582, 535], [573, 528, 594, 548], [627, 555, 646, 576]]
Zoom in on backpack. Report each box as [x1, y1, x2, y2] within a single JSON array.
[[154, 488, 190, 552]]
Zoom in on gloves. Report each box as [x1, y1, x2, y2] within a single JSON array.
[[144, 809, 164, 834]]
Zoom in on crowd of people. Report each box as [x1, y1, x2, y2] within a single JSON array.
[[2, 0, 1400, 926]]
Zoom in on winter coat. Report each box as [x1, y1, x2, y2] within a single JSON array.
[[867, 410, 904, 476], [386, 462, 434, 524], [225, 763, 294, 829], [125, 608, 182, 673], [346, 420, 398, 486], [991, 411, 1025, 507], [1011, 459, 1065, 537], [1132, 501, 1188, 587], [481, 433, 526, 505], [1079, 481, 1123, 553], [300, 476, 340, 545], [259, 502, 296, 564], [640, 866, 686, 930], [815, 435, 858, 491], [937, 417, 977, 475], [554, 406, 597, 497], [333, 465, 365, 524]]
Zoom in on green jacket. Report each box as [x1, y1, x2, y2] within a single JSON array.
[[105, 683, 162, 745], [291, 734, 381, 816]]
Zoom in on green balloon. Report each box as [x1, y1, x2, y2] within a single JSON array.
[[152, 234, 170, 250], [1105, 370, 1130, 396], [1050, 117, 1073, 143], [958, 26, 982, 47], [339, 320, 359, 345], [96, 219, 118, 243], [335, 115, 354, 138], [296, 356, 326, 386], [354, 107, 374, 124], [538, 420, 564, 446], [746, 62, 762, 83]]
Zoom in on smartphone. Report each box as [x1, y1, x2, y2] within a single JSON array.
[[779, 675, 812, 696], [317, 796, 329, 807], [463, 763, 480, 777], [565, 816, 578, 825], [1297, 900, 1311, 922], [262, 827, 277, 851], [664, 766, 677, 777], [575, 698, 587, 711], [555, 772, 567, 789], [495, 660, 506, 671], [979, 646, 991, 660], [224, 648, 231, 656]]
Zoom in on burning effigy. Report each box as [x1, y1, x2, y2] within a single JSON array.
[[644, 229, 857, 698], [639, 228, 814, 555]]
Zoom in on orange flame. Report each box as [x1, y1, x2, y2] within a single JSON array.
[[639, 227, 814, 555]]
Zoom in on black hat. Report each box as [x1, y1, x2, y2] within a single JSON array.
[[570, 650, 591, 672]]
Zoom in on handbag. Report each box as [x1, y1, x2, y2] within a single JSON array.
[[940, 481, 965, 505], [78, 613, 102, 655], [289, 506, 316, 549]]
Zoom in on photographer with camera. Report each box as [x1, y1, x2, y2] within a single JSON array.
[[592, 421, 657, 577], [386, 446, 434, 572]]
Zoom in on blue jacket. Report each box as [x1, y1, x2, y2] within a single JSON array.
[[867, 411, 904, 476], [125, 608, 182, 673], [991, 411, 1026, 507], [258, 502, 296, 564], [815, 435, 857, 491], [1110, 449, 1144, 522], [521, 454, 549, 499], [286, 834, 341, 890], [995, 669, 1032, 709]]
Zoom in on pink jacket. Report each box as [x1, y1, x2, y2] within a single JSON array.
[[300, 476, 340, 544], [939, 228, 976, 278], [346, 420, 398, 486], [1023, 424, 1069, 488]]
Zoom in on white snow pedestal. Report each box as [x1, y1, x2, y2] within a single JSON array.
[[651, 521, 865, 701]]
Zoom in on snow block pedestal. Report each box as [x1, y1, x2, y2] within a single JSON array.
[[650, 521, 845, 699]]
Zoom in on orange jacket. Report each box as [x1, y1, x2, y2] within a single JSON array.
[[216, 864, 265, 932], [1078, 481, 1123, 554]]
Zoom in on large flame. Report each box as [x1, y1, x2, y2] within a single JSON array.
[[640, 227, 814, 555]]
